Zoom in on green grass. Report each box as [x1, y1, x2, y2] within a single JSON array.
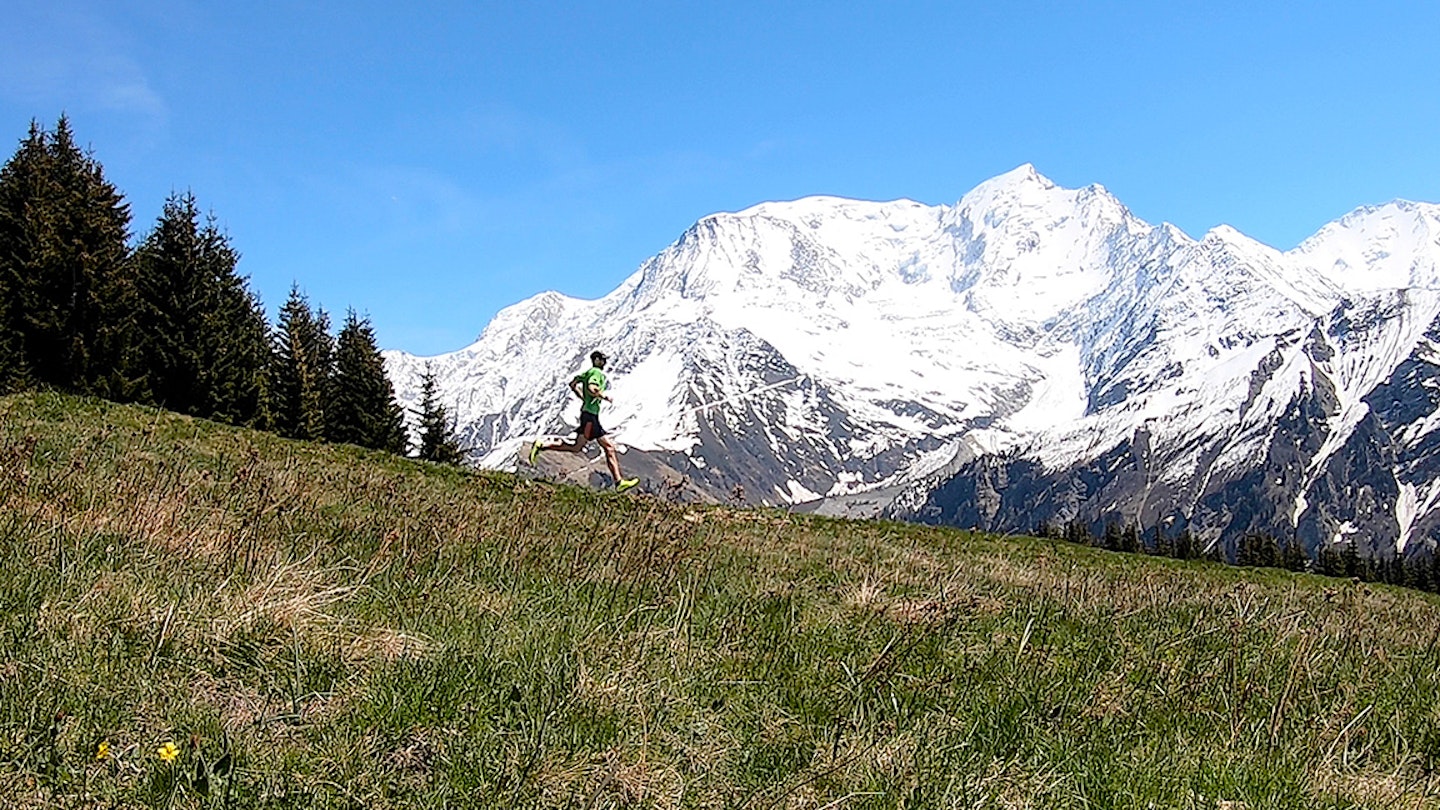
[[2, 390, 1439, 808]]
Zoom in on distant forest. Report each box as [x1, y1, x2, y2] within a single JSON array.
[[1036, 518, 1440, 596], [0, 116, 461, 464]]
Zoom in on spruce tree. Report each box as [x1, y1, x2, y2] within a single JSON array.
[[327, 309, 405, 453], [0, 121, 53, 392], [132, 192, 209, 414], [132, 193, 270, 426], [1175, 529, 1196, 560], [1102, 521, 1122, 551], [195, 209, 269, 426], [1152, 525, 1174, 558], [1238, 533, 1282, 568], [1405, 555, 1427, 590], [1316, 544, 1345, 578], [1281, 535, 1308, 572], [1342, 538, 1362, 579], [1120, 523, 1141, 554], [415, 363, 464, 464], [271, 286, 332, 440], [0, 254, 17, 392], [207, 268, 273, 429], [0, 116, 135, 396]]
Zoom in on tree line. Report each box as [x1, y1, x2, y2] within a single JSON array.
[[0, 116, 462, 464], [1037, 519, 1440, 596]]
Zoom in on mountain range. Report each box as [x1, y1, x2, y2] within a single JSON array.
[[383, 165, 1440, 560]]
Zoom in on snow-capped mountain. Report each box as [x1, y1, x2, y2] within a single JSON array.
[[384, 166, 1440, 560]]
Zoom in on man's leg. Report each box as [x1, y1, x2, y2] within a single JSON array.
[[532, 424, 592, 462], [598, 436, 622, 482], [599, 436, 638, 491]]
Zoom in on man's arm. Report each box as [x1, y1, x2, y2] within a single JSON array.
[[576, 372, 612, 402]]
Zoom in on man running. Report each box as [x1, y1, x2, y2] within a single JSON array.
[[529, 350, 639, 492]]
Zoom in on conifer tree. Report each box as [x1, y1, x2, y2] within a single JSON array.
[[0, 260, 17, 392], [1102, 521, 1122, 551], [1175, 528, 1197, 560], [1381, 556, 1407, 588], [1281, 535, 1308, 572], [1261, 534, 1282, 568], [1342, 538, 1362, 579], [1316, 543, 1345, 577], [0, 121, 53, 393], [1407, 555, 1428, 590], [132, 192, 270, 426], [190, 206, 269, 426], [0, 116, 135, 395], [271, 286, 332, 440], [327, 309, 405, 453], [415, 363, 464, 464], [1120, 523, 1141, 554], [1238, 533, 1283, 568], [208, 268, 273, 429], [132, 192, 210, 415], [1152, 525, 1174, 558]]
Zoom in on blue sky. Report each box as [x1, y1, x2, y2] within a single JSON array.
[[3, 1, 1438, 355]]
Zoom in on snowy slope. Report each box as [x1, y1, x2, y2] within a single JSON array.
[[385, 166, 1440, 558]]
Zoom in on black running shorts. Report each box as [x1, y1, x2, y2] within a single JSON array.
[[579, 410, 607, 439]]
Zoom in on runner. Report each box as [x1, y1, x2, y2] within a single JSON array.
[[529, 350, 639, 492]]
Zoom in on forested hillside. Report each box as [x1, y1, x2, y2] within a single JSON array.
[[0, 116, 458, 462]]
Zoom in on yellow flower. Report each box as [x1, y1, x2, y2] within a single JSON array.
[[157, 741, 179, 762], [95, 741, 110, 760]]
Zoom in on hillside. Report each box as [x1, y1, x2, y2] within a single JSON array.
[[2, 392, 1440, 808]]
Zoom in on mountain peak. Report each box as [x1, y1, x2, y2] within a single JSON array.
[[1000, 162, 1051, 186], [954, 166, 1107, 227], [961, 164, 1055, 201], [1294, 200, 1440, 292]]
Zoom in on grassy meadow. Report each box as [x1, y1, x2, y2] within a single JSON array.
[[2, 391, 1439, 808]]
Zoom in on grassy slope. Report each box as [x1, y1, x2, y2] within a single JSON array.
[[2, 392, 1439, 809]]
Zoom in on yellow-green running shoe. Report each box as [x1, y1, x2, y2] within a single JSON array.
[[616, 478, 639, 493]]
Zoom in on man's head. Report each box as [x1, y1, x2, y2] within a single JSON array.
[[590, 350, 608, 368]]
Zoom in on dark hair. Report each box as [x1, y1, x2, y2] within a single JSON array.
[[590, 350, 607, 365]]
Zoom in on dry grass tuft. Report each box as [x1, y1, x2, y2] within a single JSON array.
[[346, 628, 435, 663], [531, 748, 685, 810], [608, 752, 684, 809], [844, 579, 886, 610], [1309, 763, 1440, 810], [218, 562, 357, 636]]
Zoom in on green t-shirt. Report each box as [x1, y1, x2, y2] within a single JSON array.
[[574, 366, 608, 414]]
